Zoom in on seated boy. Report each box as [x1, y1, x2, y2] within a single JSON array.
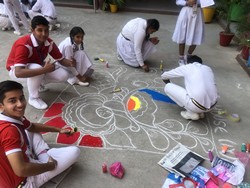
[[0, 80, 80, 187]]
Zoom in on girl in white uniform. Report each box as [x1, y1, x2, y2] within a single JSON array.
[[172, 0, 204, 66], [58, 26, 94, 86], [116, 18, 160, 72]]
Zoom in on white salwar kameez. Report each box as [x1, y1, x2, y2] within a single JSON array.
[[172, 0, 204, 45], [0, 3, 12, 29], [116, 18, 156, 67], [58, 37, 93, 85], [161, 63, 218, 113]]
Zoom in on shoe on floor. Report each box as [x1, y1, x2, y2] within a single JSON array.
[[178, 59, 186, 66], [38, 85, 49, 92], [14, 31, 22, 36], [117, 54, 122, 61], [180, 111, 199, 120], [199, 113, 205, 119], [75, 81, 89, 86], [29, 98, 48, 110]]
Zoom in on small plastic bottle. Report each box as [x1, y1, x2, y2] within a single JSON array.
[[160, 60, 163, 72], [208, 150, 214, 162], [241, 143, 246, 152], [246, 143, 250, 153], [102, 162, 107, 173], [105, 61, 109, 68]]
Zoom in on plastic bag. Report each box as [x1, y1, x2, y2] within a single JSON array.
[[109, 162, 125, 179]]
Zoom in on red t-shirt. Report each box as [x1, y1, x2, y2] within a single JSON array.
[[6, 34, 64, 71], [0, 115, 32, 188]]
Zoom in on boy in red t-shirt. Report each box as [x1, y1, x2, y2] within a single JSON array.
[[0, 80, 80, 188], [6, 15, 79, 110]]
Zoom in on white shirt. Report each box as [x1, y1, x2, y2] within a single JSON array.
[[176, 0, 201, 6], [121, 18, 147, 66], [0, 3, 8, 15], [161, 63, 218, 108], [31, 0, 57, 18], [58, 37, 83, 60]]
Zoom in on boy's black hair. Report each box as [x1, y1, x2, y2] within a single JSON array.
[[0, 80, 23, 103], [187, 55, 203, 64], [147, 19, 160, 31], [0, 0, 4, 4], [31, 16, 49, 29], [69, 26, 85, 50]]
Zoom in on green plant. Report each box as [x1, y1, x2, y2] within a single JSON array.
[[215, 0, 243, 33], [235, 1, 250, 47]]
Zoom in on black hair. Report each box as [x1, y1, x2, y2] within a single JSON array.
[[0, 80, 23, 103], [31, 16, 49, 29], [69, 27, 85, 51], [187, 55, 203, 64], [0, 0, 4, 4], [147, 19, 160, 31]]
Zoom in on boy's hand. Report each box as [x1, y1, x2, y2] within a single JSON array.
[[48, 156, 57, 168], [149, 37, 160, 45], [44, 59, 55, 73], [60, 127, 76, 136], [141, 64, 149, 72]]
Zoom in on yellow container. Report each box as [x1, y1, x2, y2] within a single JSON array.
[[110, 4, 118, 13], [202, 7, 216, 23]]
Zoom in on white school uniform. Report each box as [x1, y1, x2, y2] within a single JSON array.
[[172, 0, 204, 46], [116, 17, 156, 67], [0, 3, 12, 29], [19, 0, 32, 14], [28, 0, 57, 26], [58, 37, 93, 85], [161, 63, 218, 113], [3, 0, 30, 32]]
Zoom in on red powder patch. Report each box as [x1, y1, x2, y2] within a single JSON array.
[[127, 98, 135, 111], [44, 103, 65, 117], [57, 132, 81, 145], [41, 117, 67, 134], [79, 135, 103, 147]]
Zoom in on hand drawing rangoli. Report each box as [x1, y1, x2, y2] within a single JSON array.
[[40, 62, 238, 161]]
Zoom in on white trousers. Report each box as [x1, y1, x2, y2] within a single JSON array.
[[60, 50, 93, 85], [116, 33, 156, 67], [0, 16, 12, 29], [24, 131, 80, 188], [9, 63, 69, 99], [164, 83, 205, 113], [3, 0, 30, 32], [28, 10, 57, 26]]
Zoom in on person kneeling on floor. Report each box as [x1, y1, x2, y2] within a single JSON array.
[[161, 55, 218, 120]]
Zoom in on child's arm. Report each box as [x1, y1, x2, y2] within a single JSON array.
[[7, 151, 56, 177], [28, 123, 74, 135]]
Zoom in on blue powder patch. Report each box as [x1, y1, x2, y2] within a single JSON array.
[[139, 89, 176, 104]]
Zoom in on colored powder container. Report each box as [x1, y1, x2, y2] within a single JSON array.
[[102, 162, 107, 173], [241, 143, 246, 152], [246, 143, 250, 153]]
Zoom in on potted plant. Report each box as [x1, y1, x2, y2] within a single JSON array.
[[235, 1, 250, 60], [215, 0, 237, 46], [102, 0, 125, 13]]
